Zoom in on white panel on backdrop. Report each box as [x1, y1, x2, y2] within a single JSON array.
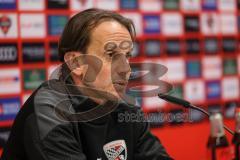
[[220, 14, 237, 35], [222, 77, 239, 100], [139, 0, 162, 12], [0, 68, 20, 95], [181, 0, 201, 12], [218, 0, 236, 12], [18, 0, 44, 10], [165, 59, 185, 82], [70, 0, 94, 11], [20, 14, 46, 38], [95, 0, 118, 11], [201, 13, 220, 35], [0, 14, 17, 38], [121, 13, 142, 36], [203, 56, 222, 80], [184, 80, 205, 103], [162, 13, 183, 36]]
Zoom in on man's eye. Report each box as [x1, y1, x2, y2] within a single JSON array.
[[126, 52, 132, 58], [107, 52, 114, 57]]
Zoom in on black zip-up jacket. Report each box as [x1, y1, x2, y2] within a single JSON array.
[[1, 79, 173, 160]]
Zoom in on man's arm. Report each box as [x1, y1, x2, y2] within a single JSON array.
[[1, 81, 87, 160], [23, 114, 87, 160]]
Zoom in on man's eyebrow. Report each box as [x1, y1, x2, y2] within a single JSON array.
[[119, 40, 133, 50], [104, 42, 117, 51]]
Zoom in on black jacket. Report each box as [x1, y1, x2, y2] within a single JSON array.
[[1, 79, 173, 160]]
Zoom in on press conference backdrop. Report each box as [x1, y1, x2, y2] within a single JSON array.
[[0, 0, 239, 159]]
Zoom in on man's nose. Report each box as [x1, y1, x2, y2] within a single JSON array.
[[113, 54, 131, 77]]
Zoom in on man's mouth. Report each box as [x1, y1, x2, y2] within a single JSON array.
[[113, 80, 128, 86]]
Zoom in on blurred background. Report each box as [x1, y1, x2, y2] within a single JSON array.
[[0, 0, 239, 159]]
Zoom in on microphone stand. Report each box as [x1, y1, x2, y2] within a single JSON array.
[[158, 93, 234, 135], [189, 104, 234, 135]]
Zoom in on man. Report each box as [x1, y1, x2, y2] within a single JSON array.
[[1, 8, 173, 160]]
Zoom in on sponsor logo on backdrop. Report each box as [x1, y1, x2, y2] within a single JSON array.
[[204, 38, 218, 54], [120, 0, 138, 10], [0, 97, 20, 121], [162, 13, 183, 36], [47, 0, 68, 9], [22, 43, 45, 63], [0, 69, 20, 95], [206, 81, 221, 99], [0, 15, 11, 34], [181, 0, 200, 11], [0, 127, 11, 147], [203, 56, 222, 79], [20, 14, 45, 38], [202, 0, 217, 10], [163, 0, 179, 10], [208, 104, 221, 114], [222, 38, 237, 53], [0, 0, 16, 9], [143, 15, 160, 34], [139, 0, 162, 12], [222, 77, 239, 100], [185, 16, 199, 32], [70, 0, 94, 11], [220, 14, 237, 35], [48, 15, 68, 36], [201, 13, 219, 35], [223, 58, 238, 75], [23, 69, 46, 91], [0, 43, 17, 64], [144, 40, 161, 56], [186, 60, 201, 78], [18, 0, 44, 10], [166, 40, 181, 55], [49, 42, 59, 61], [225, 102, 238, 119], [186, 39, 200, 54], [0, 14, 17, 38], [184, 80, 205, 103]]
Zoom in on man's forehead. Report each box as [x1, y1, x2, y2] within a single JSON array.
[[90, 21, 132, 42]]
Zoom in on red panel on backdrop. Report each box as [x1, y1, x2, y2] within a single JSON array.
[[151, 120, 235, 159]]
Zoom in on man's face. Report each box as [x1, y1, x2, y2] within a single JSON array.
[[80, 21, 133, 101]]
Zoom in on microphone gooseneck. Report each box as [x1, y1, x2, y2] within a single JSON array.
[[158, 93, 234, 135]]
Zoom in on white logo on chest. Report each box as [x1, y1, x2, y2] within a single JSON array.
[[103, 140, 127, 160]]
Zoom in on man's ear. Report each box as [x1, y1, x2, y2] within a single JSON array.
[[64, 51, 88, 78]]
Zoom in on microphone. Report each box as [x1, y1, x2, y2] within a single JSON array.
[[158, 93, 191, 108], [158, 93, 234, 135]]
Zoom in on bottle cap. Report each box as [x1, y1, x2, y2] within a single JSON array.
[[209, 113, 225, 138]]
